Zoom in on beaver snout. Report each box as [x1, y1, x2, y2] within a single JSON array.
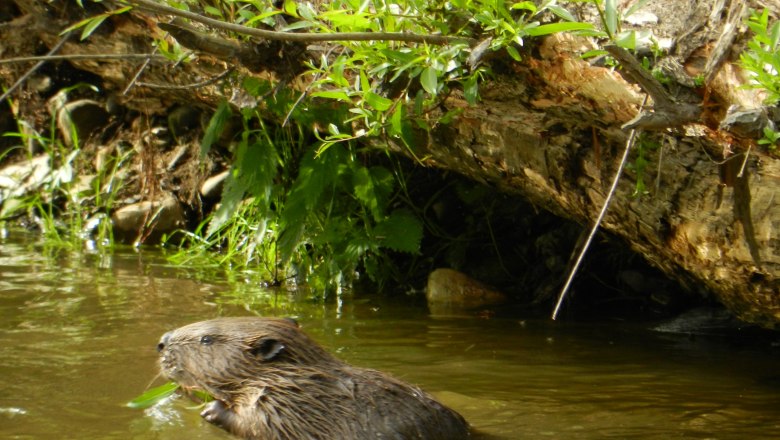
[[157, 332, 172, 352]]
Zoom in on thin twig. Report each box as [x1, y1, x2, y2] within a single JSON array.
[[136, 67, 234, 90], [122, 50, 158, 96], [0, 32, 71, 105], [551, 95, 649, 320], [0, 53, 166, 64], [124, 0, 474, 46], [654, 136, 665, 195], [283, 46, 340, 127], [736, 144, 751, 178]]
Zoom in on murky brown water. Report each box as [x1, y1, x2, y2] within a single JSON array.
[[1, 231, 779, 439]]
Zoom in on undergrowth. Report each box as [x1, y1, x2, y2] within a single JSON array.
[[150, 0, 596, 294], [13, 0, 777, 298], [0, 88, 124, 250]]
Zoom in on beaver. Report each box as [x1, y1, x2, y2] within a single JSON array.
[[156, 317, 471, 440]]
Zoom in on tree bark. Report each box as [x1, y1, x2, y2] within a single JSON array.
[[2, 0, 780, 327]]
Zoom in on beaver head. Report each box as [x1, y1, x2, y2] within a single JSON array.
[[157, 317, 337, 402]]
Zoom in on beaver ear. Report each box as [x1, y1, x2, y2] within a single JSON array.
[[282, 317, 299, 327], [250, 338, 285, 361]]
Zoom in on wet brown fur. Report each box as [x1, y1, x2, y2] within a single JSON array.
[[158, 317, 470, 440]]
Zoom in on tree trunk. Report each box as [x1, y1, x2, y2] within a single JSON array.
[[2, 0, 779, 327]]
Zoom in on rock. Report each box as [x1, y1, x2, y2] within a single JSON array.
[[719, 105, 771, 139], [94, 144, 114, 171], [70, 174, 96, 200], [168, 105, 202, 140], [426, 268, 507, 313], [200, 170, 229, 200], [0, 154, 51, 205], [56, 99, 110, 147], [652, 307, 747, 336], [623, 11, 658, 26], [111, 193, 185, 238]]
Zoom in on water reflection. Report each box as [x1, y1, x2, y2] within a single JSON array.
[[0, 231, 779, 439]]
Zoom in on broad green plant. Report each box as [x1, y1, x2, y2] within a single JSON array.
[[740, 9, 780, 152], [740, 9, 780, 105], [68, 0, 602, 293], [175, 88, 425, 293]]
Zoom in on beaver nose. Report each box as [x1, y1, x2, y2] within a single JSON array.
[[157, 332, 171, 352]]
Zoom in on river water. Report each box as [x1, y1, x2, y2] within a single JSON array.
[[1, 231, 779, 439]]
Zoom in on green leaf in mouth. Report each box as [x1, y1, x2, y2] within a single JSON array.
[[126, 382, 180, 409]]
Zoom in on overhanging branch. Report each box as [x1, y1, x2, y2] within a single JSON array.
[[123, 0, 476, 46]]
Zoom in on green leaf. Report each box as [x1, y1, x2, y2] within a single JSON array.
[[80, 15, 109, 40], [413, 89, 425, 115], [277, 146, 345, 263], [525, 22, 594, 37], [201, 100, 232, 160], [614, 30, 636, 51], [204, 6, 222, 17], [245, 9, 284, 27], [352, 165, 394, 220], [320, 9, 372, 31], [604, 0, 618, 38], [420, 67, 438, 95], [624, 0, 651, 19], [506, 45, 522, 62], [368, 166, 394, 203], [311, 90, 352, 102], [389, 104, 404, 137], [126, 382, 179, 409], [343, 233, 374, 263], [353, 166, 380, 219], [380, 49, 419, 65], [770, 21, 780, 49], [511, 2, 537, 13], [242, 77, 272, 97], [374, 209, 423, 254], [581, 49, 609, 59], [545, 4, 576, 22], [359, 69, 370, 92], [297, 2, 316, 21], [276, 221, 305, 264], [363, 91, 393, 111], [240, 138, 279, 201], [283, 0, 298, 18], [207, 167, 245, 236], [207, 129, 279, 236], [281, 21, 317, 31], [464, 74, 479, 105], [62, 6, 131, 40]]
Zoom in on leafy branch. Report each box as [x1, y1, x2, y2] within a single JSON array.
[[123, 0, 475, 45]]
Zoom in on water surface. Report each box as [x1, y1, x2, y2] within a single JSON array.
[[1, 231, 779, 439]]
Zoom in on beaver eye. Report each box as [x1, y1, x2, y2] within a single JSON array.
[[200, 335, 214, 345]]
